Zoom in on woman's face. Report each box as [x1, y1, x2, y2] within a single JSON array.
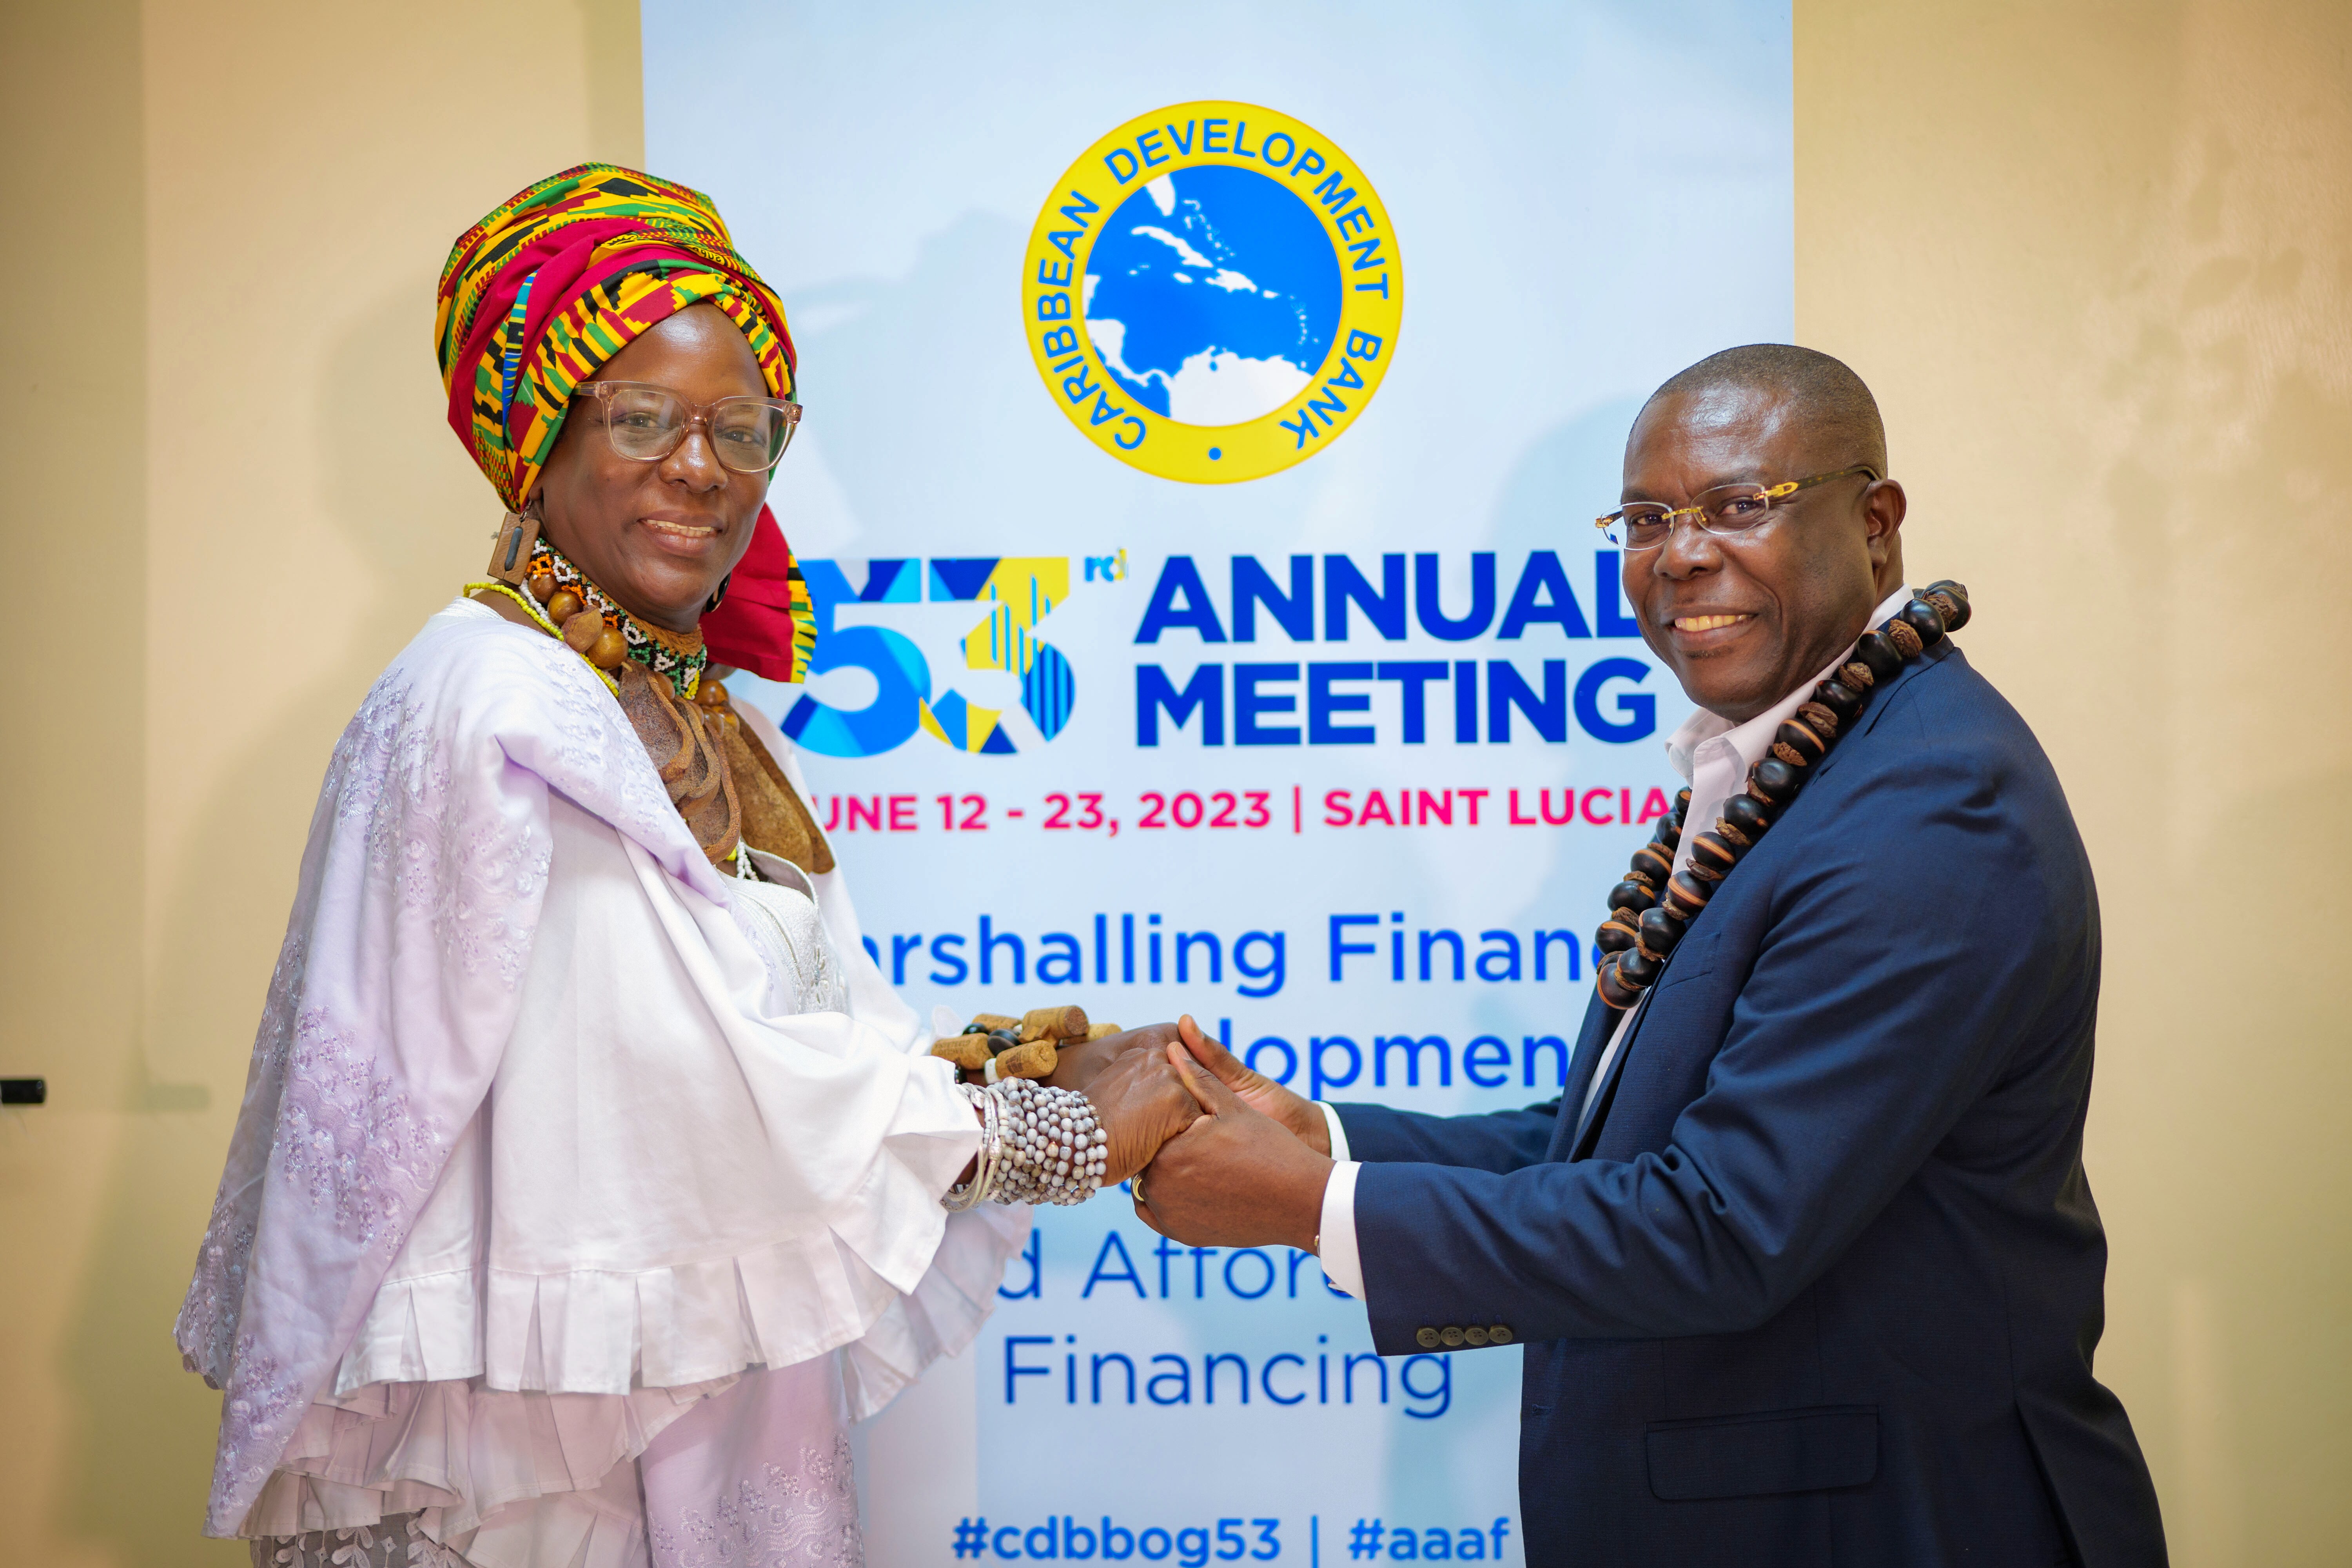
[[530, 303, 774, 632]]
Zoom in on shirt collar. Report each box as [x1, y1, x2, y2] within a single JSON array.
[[1661, 587, 1910, 783]]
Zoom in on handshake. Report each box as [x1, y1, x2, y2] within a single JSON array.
[[1037, 1017, 1339, 1252]]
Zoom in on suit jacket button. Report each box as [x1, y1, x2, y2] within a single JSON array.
[[1463, 1327, 1490, 1347], [1489, 1324, 1513, 1345], [1415, 1327, 1439, 1348], [1440, 1326, 1466, 1347]]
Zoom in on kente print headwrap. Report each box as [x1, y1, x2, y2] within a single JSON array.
[[437, 164, 796, 509], [437, 165, 815, 684]]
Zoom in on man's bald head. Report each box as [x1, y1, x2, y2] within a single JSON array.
[[1638, 343, 1886, 478], [1617, 343, 1907, 722]]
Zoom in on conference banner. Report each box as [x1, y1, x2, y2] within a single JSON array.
[[645, 5, 1792, 1561]]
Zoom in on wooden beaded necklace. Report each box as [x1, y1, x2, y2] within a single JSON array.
[[472, 519, 709, 701], [1592, 580, 1971, 1012]]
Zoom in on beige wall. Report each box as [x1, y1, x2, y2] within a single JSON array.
[[1796, 4, 2351, 1563], [0, 3, 641, 1562], [2, 3, 2343, 1564]]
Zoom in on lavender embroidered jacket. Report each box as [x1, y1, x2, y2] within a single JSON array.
[[175, 599, 1021, 1553]]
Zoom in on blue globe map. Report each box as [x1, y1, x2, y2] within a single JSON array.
[[1085, 165, 1340, 427]]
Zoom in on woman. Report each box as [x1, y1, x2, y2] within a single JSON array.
[[176, 166, 1190, 1568]]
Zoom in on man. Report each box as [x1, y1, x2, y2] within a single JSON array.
[[1134, 346, 2167, 1566]]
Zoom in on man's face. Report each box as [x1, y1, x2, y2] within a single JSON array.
[[1619, 384, 1901, 723]]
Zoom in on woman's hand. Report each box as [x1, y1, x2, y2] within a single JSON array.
[[1172, 1015, 1330, 1154], [1082, 1036, 1205, 1186], [1044, 1022, 1182, 1094]]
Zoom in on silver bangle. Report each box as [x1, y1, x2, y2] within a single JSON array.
[[942, 1083, 1003, 1210]]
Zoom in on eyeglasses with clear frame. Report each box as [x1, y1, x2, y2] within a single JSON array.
[[570, 381, 803, 473], [1594, 464, 1880, 551]]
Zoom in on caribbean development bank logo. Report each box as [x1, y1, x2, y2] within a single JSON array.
[[1023, 102, 1402, 483]]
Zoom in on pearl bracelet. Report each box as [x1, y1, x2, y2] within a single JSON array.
[[943, 1078, 1109, 1209]]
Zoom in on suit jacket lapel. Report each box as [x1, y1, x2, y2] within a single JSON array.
[[1550, 646, 1960, 1165], [1570, 985, 1653, 1160], [1548, 991, 1619, 1160]]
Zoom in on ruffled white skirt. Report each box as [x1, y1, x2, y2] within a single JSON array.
[[240, 793, 1026, 1565]]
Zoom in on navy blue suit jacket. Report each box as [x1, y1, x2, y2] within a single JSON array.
[[1336, 645, 2165, 1568]]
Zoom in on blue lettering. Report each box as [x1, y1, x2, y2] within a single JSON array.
[[1487, 659, 1568, 742], [1310, 1034, 1363, 1099], [1573, 657, 1655, 742], [1327, 917, 1378, 982], [1261, 131, 1294, 168], [1524, 1031, 1570, 1086], [929, 933, 967, 985], [1138, 128, 1170, 167], [1134, 555, 1227, 643], [1307, 662, 1375, 744], [1533, 932, 1579, 983], [1376, 661, 1449, 743], [1233, 663, 1299, 746], [1059, 189, 1101, 226], [1498, 551, 1594, 638], [1324, 554, 1407, 640], [1376, 1034, 1451, 1087], [1415, 553, 1495, 641], [1114, 415, 1145, 450], [1231, 555, 1314, 642], [1463, 1035, 1512, 1087], [1279, 410, 1317, 448], [1475, 933, 1522, 982], [1312, 169, 1358, 209], [1006, 1336, 1054, 1403], [1135, 664, 1224, 746], [1203, 118, 1230, 153], [1105, 149, 1140, 184], [1083, 1232, 1148, 1299], [1164, 120, 1196, 155], [1235, 934, 1287, 999], [1596, 551, 1644, 636]]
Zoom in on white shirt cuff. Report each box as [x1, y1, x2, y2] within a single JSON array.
[[1317, 1159, 1365, 1298], [1318, 1100, 1352, 1162]]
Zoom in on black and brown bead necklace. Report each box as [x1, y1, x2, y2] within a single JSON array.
[[1592, 581, 1972, 1012]]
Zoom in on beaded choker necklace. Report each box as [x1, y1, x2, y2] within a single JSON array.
[[471, 533, 708, 701], [1592, 580, 1972, 1012]]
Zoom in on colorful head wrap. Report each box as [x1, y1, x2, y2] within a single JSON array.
[[438, 164, 815, 683]]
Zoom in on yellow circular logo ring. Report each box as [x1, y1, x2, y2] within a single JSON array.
[[1022, 101, 1403, 485]]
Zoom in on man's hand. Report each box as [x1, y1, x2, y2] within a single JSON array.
[[1132, 1038, 1332, 1251], [1081, 1035, 1203, 1187], [1172, 1015, 1330, 1153], [1045, 1022, 1181, 1095]]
